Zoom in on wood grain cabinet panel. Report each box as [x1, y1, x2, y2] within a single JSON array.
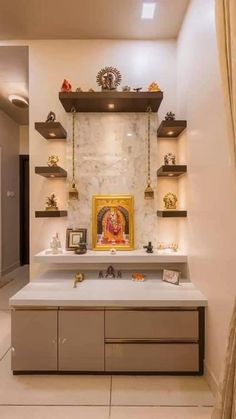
[[105, 310, 199, 340], [105, 343, 199, 372], [58, 310, 104, 371], [11, 309, 58, 371]]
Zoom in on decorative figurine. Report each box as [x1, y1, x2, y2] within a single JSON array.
[[61, 79, 72, 92], [143, 241, 154, 253], [164, 153, 176, 165], [163, 192, 178, 210], [117, 270, 122, 278], [47, 155, 59, 167], [132, 272, 145, 282], [73, 272, 85, 288], [96, 67, 122, 91], [98, 271, 104, 279], [110, 248, 116, 255], [45, 193, 58, 211], [105, 265, 116, 279], [74, 237, 87, 255], [133, 87, 142, 92], [46, 111, 56, 123], [46, 233, 62, 255], [165, 111, 176, 121], [148, 82, 161, 92], [88, 88, 95, 92], [157, 242, 178, 252], [122, 85, 131, 92], [76, 87, 83, 92]]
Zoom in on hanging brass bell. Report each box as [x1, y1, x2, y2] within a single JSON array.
[[144, 182, 154, 200], [69, 181, 79, 200]]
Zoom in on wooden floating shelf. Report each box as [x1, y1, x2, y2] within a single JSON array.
[[35, 122, 67, 140], [35, 166, 67, 178], [59, 91, 163, 113], [35, 211, 68, 218], [157, 210, 187, 218], [157, 165, 187, 177], [157, 120, 187, 138]]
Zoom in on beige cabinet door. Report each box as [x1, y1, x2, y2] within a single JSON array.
[[11, 309, 58, 371], [58, 310, 104, 371]]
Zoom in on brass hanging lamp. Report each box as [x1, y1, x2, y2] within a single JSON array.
[[69, 108, 79, 200], [144, 106, 154, 200]]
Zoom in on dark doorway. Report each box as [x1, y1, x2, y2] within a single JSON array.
[[19, 155, 29, 265]]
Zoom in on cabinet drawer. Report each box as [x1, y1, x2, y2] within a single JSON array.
[[105, 343, 199, 372], [105, 310, 198, 340]]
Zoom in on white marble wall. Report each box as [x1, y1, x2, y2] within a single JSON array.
[[66, 113, 159, 249]]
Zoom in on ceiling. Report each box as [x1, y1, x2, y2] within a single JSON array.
[[0, 46, 28, 124], [0, 0, 189, 40]]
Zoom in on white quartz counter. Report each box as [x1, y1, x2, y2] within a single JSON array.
[[9, 272, 207, 308]]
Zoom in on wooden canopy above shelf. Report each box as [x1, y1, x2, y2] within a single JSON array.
[[157, 120, 187, 138], [35, 122, 67, 140], [157, 210, 187, 218], [35, 211, 68, 218], [59, 91, 163, 113], [35, 166, 67, 178], [157, 165, 187, 177]]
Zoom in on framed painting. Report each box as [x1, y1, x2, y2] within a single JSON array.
[[92, 195, 134, 251], [66, 228, 87, 250]]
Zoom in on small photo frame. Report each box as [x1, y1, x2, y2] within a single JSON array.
[[66, 228, 87, 250], [162, 269, 180, 285]]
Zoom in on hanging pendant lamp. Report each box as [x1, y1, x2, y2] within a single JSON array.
[[69, 108, 79, 200], [144, 106, 154, 200]]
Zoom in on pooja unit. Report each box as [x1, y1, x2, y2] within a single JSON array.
[[156, 118, 187, 253]]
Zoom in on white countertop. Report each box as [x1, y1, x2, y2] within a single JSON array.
[[34, 249, 188, 264], [9, 272, 207, 308]]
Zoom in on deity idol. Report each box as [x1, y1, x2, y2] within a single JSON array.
[[102, 207, 125, 244]]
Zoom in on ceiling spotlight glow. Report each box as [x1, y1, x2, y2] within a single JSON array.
[[108, 103, 115, 109], [8, 95, 29, 108], [141, 2, 156, 19]]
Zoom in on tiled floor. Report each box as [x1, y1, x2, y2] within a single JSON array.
[[0, 266, 214, 418]]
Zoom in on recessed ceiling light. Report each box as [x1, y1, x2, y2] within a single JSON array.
[[8, 94, 29, 108], [167, 131, 174, 136], [108, 103, 114, 109], [127, 133, 133, 137], [49, 132, 56, 137], [141, 2, 157, 19]]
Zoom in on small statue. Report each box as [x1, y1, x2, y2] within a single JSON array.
[[76, 87, 83, 92], [110, 248, 116, 255], [45, 193, 58, 211], [96, 67, 122, 91], [46, 233, 62, 254], [46, 111, 56, 123], [74, 237, 87, 255], [148, 82, 161, 92], [88, 88, 95, 92], [105, 265, 116, 279], [143, 241, 154, 253], [117, 270, 122, 278], [98, 271, 104, 279], [61, 79, 72, 92], [165, 111, 176, 121], [47, 155, 59, 167], [157, 242, 178, 252], [73, 272, 85, 288], [133, 87, 142, 92], [163, 192, 178, 210], [164, 153, 176, 165], [132, 272, 145, 282], [122, 85, 131, 92]]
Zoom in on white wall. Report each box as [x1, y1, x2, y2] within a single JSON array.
[[0, 110, 20, 275], [177, 0, 236, 388], [29, 40, 178, 278], [19, 125, 29, 154]]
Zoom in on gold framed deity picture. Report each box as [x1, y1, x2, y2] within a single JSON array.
[[92, 195, 134, 251]]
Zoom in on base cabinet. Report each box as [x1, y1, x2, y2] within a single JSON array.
[[58, 310, 104, 371], [11, 307, 204, 374]]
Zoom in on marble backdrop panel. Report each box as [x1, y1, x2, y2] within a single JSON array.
[[66, 113, 158, 249]]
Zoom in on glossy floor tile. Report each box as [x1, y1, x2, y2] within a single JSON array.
[[0, 353, 111, 406], [0, 310, 11, 360], [111, 375, 214, 406], [110, 406, 213, 418], [0, 406, 109, 419]]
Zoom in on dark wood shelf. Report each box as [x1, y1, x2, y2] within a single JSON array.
[[157, 120, 187, 137], [157, 165, 187, 177], [157, 210, 187, 218], [59, 91, 163, 113], [35, 166, 67, 178], [35, 210, 68, 218], [35, 122, 67, 140]]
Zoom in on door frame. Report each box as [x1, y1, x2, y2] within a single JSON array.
[[19, 154, 29, 265]]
